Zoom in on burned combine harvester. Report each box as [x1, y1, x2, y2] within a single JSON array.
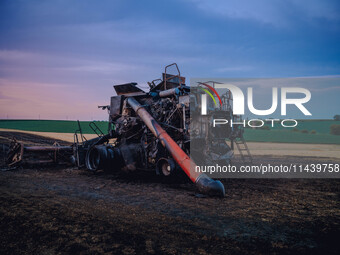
[[6, 64, 251, 197]]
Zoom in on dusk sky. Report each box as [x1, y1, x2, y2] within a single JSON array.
[[0, 0, 339, 120]]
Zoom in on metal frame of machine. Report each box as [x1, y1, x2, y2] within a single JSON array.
[[6, 63, 252, 197]]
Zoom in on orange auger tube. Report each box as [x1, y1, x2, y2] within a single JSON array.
[[127, 97, 225, 197]]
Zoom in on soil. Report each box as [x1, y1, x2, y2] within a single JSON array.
[[0, 131, 339, 254], [0, 128, 99, 143]]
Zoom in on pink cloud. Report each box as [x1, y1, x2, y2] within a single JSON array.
[[0, 79, 109, 120]]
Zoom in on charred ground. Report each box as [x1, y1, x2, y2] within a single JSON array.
[[0, 131, 339, 254]]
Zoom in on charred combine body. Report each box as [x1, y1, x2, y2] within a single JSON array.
[[6, 64, 251, 197], [85, 64, 225, 196]]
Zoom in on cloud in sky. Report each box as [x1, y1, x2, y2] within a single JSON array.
[[0, 78, 109, 120], [0, 0, 339, 119], [187, 0, 340, 26]]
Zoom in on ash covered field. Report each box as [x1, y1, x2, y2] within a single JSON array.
[[0, 132, 339, 254]]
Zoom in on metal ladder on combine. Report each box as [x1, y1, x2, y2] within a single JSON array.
[[73, 120, 87, 168], [235, 136, 253, 164], [89, 122, 104, 137], [232, 114, 253, 164]]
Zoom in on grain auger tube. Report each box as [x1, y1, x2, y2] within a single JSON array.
[[126, 96, 225, 197]]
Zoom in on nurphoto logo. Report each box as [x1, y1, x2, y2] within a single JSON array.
[[199, 83, 312, 128]]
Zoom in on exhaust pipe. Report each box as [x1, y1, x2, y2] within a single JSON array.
[[127, 97, 225, 197]]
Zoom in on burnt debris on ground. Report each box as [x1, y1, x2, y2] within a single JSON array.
[[0, 131, 339, 254]]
